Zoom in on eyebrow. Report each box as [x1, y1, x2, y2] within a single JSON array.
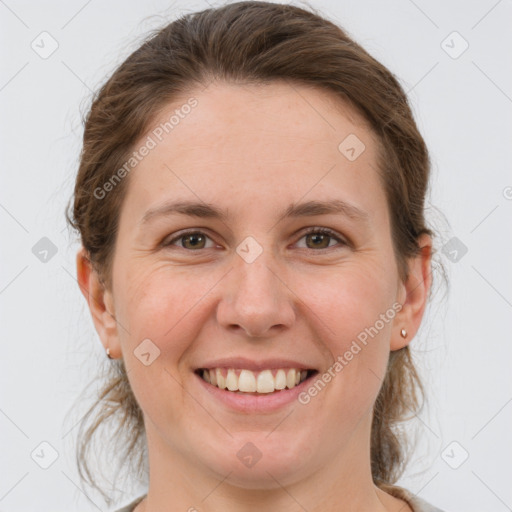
[[140, 198, 370, 226]]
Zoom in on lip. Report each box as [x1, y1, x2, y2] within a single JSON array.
[[193, 368, 319, 414], [195, 357, 318, 372]]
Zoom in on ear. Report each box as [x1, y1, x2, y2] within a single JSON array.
[[76, 247, 121, 358], [391, 233, 433, 351]]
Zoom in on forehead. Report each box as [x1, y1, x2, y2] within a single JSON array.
[[119, 80, 386, 224]]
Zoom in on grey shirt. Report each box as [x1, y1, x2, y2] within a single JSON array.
[[113, 485, 445, 511]]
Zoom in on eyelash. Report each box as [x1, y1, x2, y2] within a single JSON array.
[[162, 227, 347, 252]]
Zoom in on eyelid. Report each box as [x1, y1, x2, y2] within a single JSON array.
[[162, 228, 218, 249], [162, 226, 349, 250], [298, 226, 348, 249]]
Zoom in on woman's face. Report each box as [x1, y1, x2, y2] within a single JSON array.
[[80, 81, 431, 490]]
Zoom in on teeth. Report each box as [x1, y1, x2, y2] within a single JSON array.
[[286, 369, 296, 389], [275, 369, 287, 390], [216, 368, 226, 389], [257, 370, 274, 393], [226, 369, 238, 391], [239, 369, 256, 392], [200, 368, 310, 393]]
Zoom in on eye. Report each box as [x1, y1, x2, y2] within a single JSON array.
[[163, 230, 216, 250], [296, 227, 347, 250], [163, 227, 347, 251]]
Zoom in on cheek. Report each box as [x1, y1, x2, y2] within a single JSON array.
[[116, 263, 219, 357], [302, 262, 396, 346], [296, 263, 395, 405], [115, 266, 217, 430]]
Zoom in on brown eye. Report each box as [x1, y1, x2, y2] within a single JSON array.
[[164, 231, 214, 250], [305, 232, 331, 249], [163, 227, 346, 252], [297, 227, 346, 250], [181, 232, 207, 249]]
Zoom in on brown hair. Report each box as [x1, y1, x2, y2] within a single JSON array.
[[66, 0, 436, 502]]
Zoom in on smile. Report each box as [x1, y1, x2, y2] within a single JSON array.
[[195, 367, 318, 394]]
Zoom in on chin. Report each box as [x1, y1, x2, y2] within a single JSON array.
[[197, 434, 316, 489]]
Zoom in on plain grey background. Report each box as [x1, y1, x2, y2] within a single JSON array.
[[1, 1, 511, 511]]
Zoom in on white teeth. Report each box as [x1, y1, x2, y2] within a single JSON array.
[[200, 367, 310, 393], [286, 369, 296, 389], [256, 370, 274, 393], [226, 369, 238, 391], [216, 368, 226, 389], [275, 369, 287, 390], [238, 369, 256, 392]]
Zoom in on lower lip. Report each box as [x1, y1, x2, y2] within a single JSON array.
[[193, 371, 316, 413]]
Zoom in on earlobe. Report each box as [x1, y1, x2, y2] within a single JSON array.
[[391, 234, 433, 351], [76, 248, 121, 358]]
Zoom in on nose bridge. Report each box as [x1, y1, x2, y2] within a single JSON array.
[[236, 251, 279, 302], [216, 241, 296, 337]]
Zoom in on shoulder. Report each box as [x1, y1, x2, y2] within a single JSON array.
[[382, 484, 446, 512], [111, 494, 146, 512]]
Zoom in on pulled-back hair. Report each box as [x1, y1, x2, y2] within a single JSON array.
[[66, 1, 436, 503]]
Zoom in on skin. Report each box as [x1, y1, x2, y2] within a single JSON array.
[[77, 81, 432, 512]]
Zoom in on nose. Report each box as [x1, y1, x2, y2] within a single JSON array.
[[216, 252, 296, 338]]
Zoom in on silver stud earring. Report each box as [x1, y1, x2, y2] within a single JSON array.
[[400, 328, 407, 339]]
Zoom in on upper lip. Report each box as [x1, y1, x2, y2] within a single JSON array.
[[195, 357, 318, 372]]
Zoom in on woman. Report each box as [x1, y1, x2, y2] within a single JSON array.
[[67, 2, 444, 511]]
